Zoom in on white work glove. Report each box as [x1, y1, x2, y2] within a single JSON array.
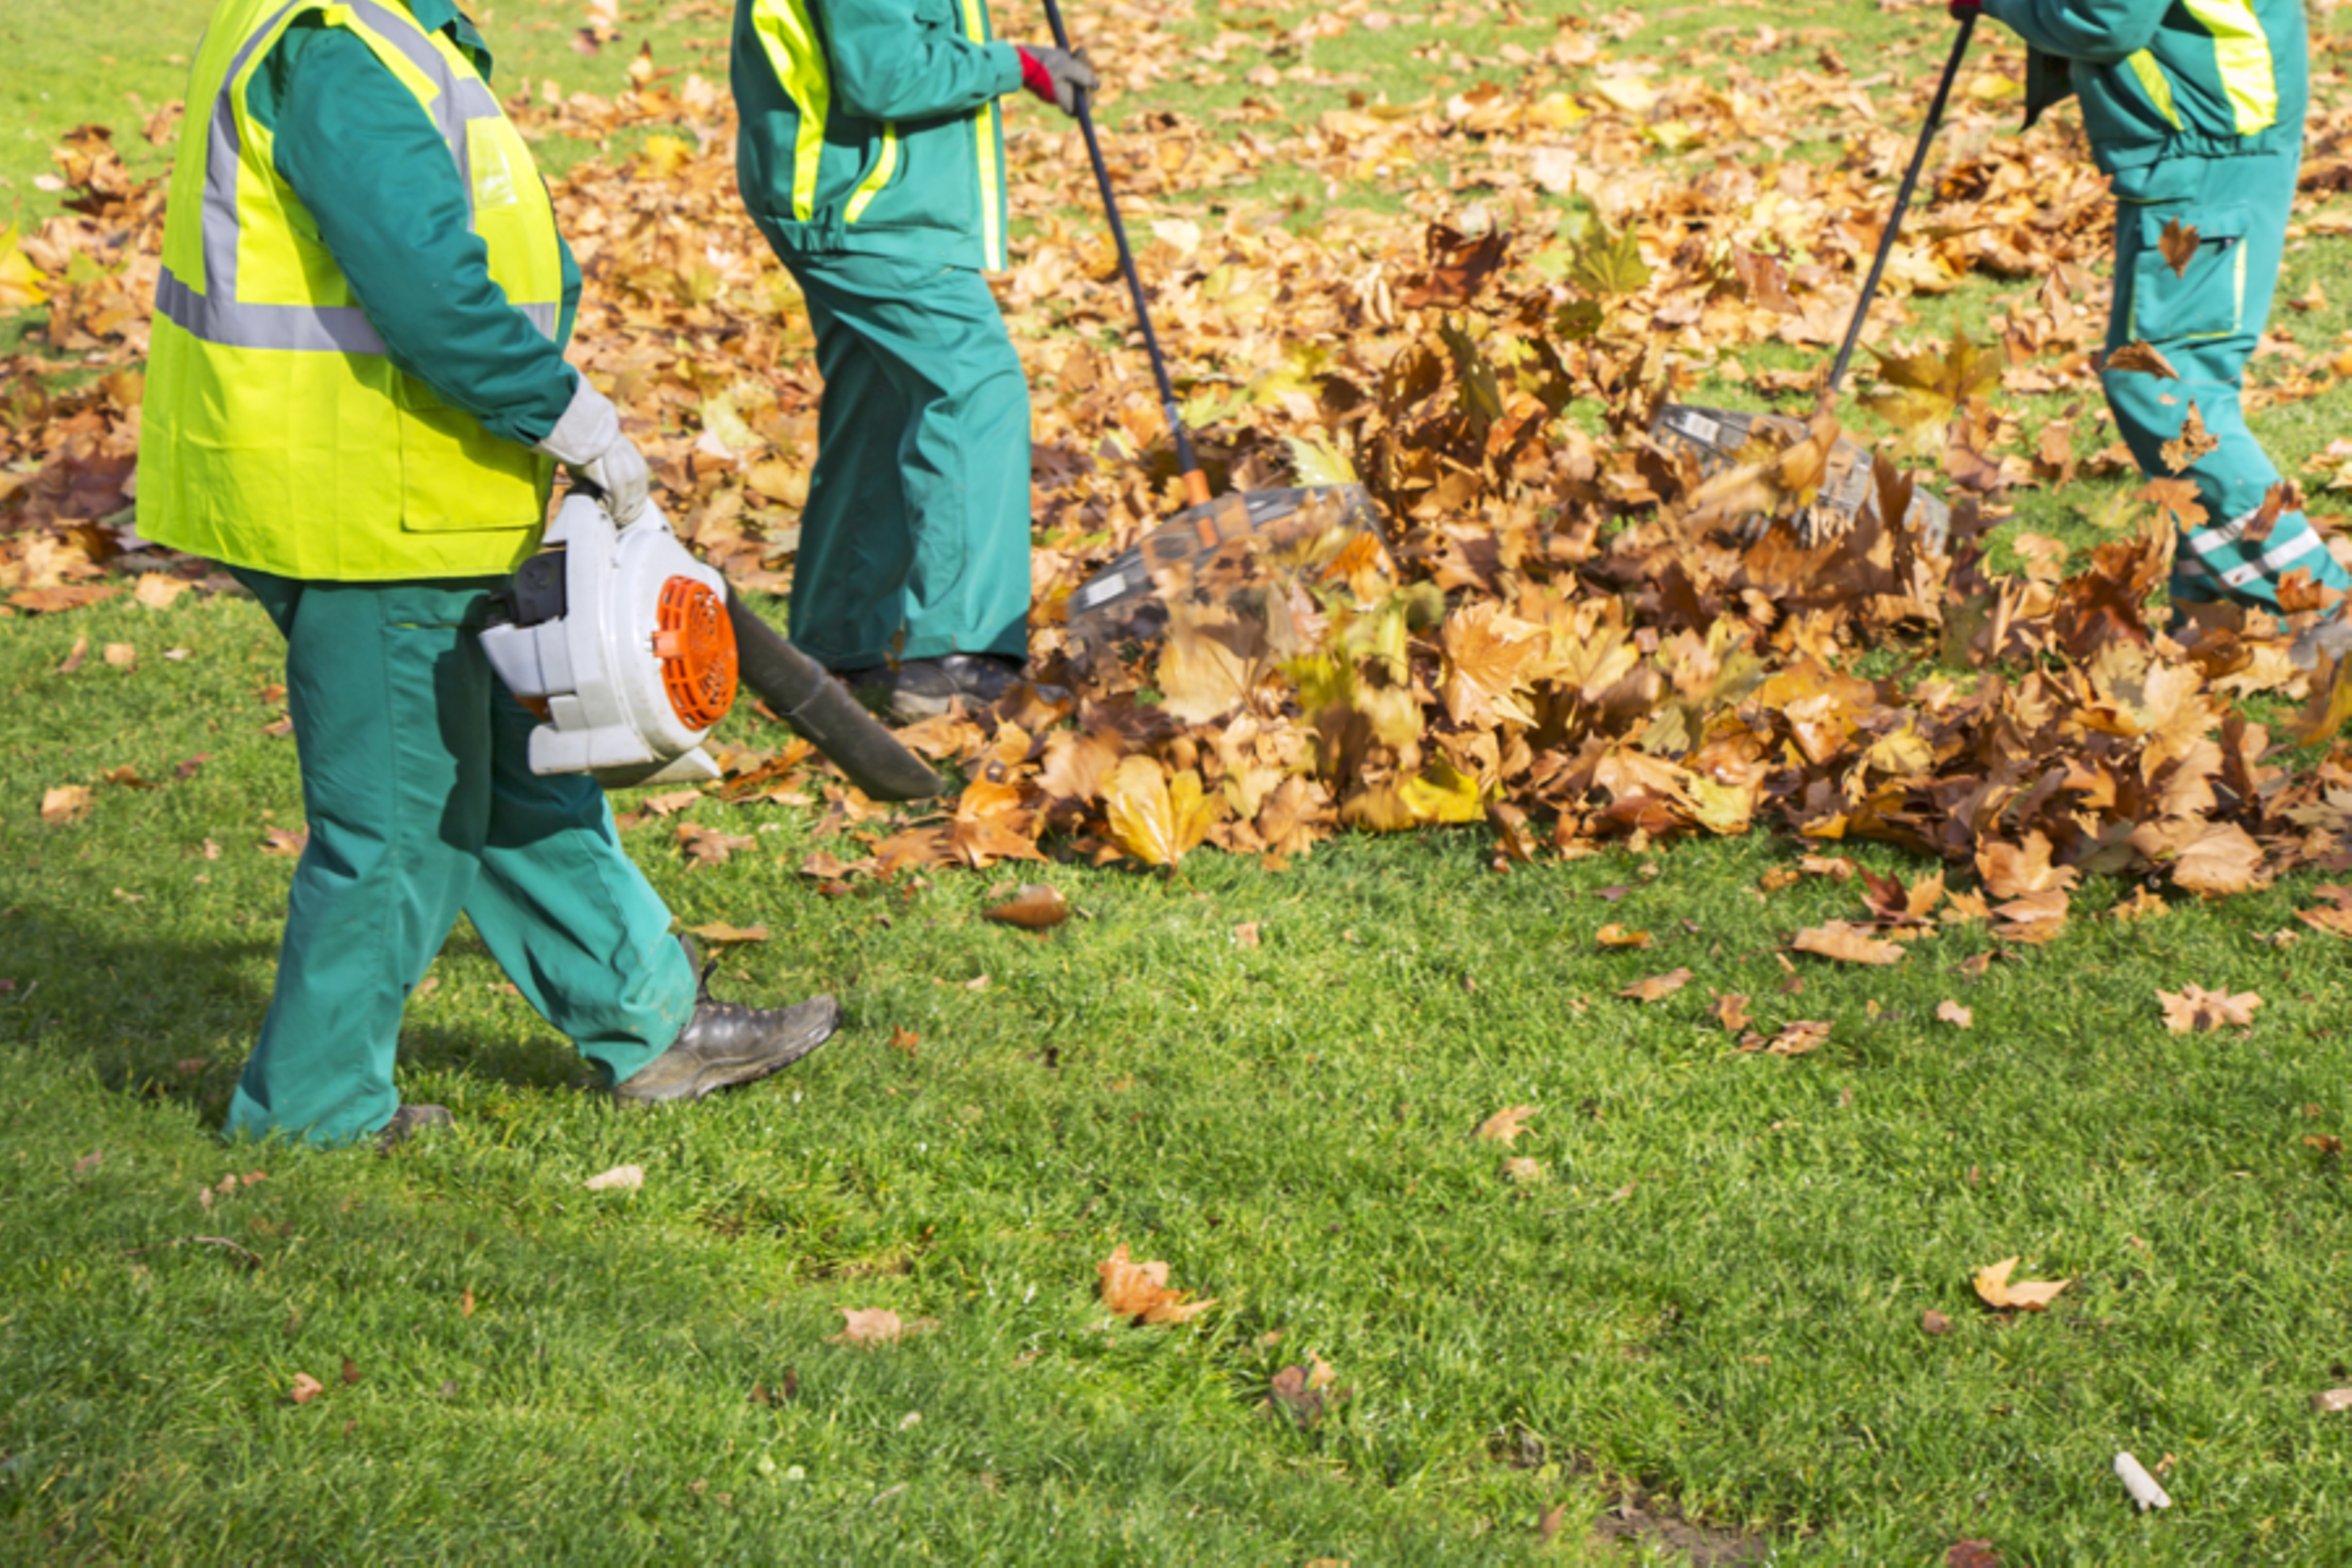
[[535, 373, 649, 526]]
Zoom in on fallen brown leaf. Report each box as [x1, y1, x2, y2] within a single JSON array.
[[1618, 967, 1692, 1003], [828, 1307, 937, 1346], [289, 1373, 325, 1406], [1936, 1000, 1973, 1029], [2156, 983, 2263, 1034], [584, 1164, 645, 1193], [40, 784, 92, 823], [983, 884, 1069, 930], [1098, 1243, 1215, 1325], [1972, 1256, 2070, 1311], [686, 921, 769, 944], [1595, 922, 1652, 948], [1476, 1104, 1536, 1145], [1793, 921, 1907, 966]]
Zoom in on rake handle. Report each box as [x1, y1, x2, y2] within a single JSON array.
[[1824, 12, 1977, 398], [1038, 0, 1210, 505]]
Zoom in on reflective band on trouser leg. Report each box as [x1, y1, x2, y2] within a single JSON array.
[[2182, 0, 2280, 134], [2174, 506, 2344, 609]]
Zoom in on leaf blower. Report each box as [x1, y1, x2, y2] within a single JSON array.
[[480, 491, 944, 801], [1043, 0, 1388, 637], [1649, 11, 1976, 554]]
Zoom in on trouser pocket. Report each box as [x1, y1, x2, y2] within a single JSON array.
[[2128, 201, 2250, 342]]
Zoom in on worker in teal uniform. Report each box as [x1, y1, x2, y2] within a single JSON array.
[[138, 0, 839, 1150], [1959, 0, 2349, 622], [731, 0, 1093, 721]]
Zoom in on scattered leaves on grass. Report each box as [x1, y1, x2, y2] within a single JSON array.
[[134, 574, 190, 609], [1231, 920, 1261, 948], [585, 1164, 645, 1193], [460, 1287, 475, 1319], [1101, 756, 1214, 869], [288, 1373, 325, 1406], [1740, 1019, 1832, 1056], [10, 585, 122, 614], [1711, 993, 1752, 1032], [1618, 967, 1693, 1003], [638, 788, 706, 818], [1945, 1542, 2003, 1568], [2313, 1388, 2352, 1414], [982, 884, 1069, 929], [686, 921, 768, 944], [2156, 984, 2263, 1034], [72, 1150, 102, 1174], [55, 634, 86, 673], [1263, 1354, 1346, 1427], [1793, 921, 1906, 966], [1098, 1244, 1215, 1325], [1595, 923, 1651, 949], [1921, 1310, 1954, 1336], [39, 784, 91, 823], [102, 641, 135, 669], [1476, 1105, 1536, 1145], [1501, 1156, 1545, 1185], [677, 823, 755, 867], [888, 1027, 919, 1057], [258, 825, 308, 857], [1937, 1000, 1974, 1029], [827, 1308, 937, 1346], [1973, 1256, 2070, 1312]]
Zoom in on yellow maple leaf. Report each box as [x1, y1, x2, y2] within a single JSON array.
[[1102, 756, 1216, 867]]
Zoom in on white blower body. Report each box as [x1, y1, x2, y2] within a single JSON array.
[[478, 492, 738, 789]]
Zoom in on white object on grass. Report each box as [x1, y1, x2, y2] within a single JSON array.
[[2115, 1451, 2171, 1512]]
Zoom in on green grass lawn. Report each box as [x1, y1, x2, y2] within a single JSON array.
[[12, 1, 2352, 1563]]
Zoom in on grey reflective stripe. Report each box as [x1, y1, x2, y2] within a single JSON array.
[[157, 264, 388, 353], [200, 0, 308, 311], [167, 0, 554, 354]]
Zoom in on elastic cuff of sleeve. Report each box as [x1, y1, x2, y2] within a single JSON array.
[[532, 371, 619, 466], [989, 40, 1027, 97]]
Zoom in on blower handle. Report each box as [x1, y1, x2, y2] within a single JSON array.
[[1039, 0, 1212, 508], [1823, 11, 1977, 399]]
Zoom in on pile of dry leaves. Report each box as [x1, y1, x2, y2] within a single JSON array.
[[13, 5, 2352, 944]]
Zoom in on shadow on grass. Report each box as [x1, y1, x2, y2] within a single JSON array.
[[2, 900, 608, 1129]]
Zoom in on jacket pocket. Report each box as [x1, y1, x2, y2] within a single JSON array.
[[2129, 202, 2250, 342]]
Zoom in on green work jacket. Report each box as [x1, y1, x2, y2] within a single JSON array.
[[1986, 0, 2308, 172], [729, 0, 1022, 271]]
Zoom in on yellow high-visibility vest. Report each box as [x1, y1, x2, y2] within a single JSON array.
[[138, 0, 567, 581]]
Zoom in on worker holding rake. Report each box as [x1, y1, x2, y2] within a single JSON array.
[[731, 0, 1092, 720], [1959, 0, 2351, 623], [138, 0, 839, 1150]]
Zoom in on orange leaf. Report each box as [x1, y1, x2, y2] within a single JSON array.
[[1097, 1244, 1216, 1325], [983, 884, 1069, 930]]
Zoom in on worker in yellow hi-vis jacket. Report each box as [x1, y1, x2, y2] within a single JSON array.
[[138, 0, 839, 1149], [731, 0, 1093, 720]]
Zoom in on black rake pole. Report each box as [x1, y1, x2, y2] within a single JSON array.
[[1037, 0, 1210, 506], [1823, 12, 1978, 398]]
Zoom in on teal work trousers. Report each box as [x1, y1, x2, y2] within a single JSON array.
[[2098, 149, 2351, 613], [225, 569, 696, 1148], [773, 250, 1033, 670]]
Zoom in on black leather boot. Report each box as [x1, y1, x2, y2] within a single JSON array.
[[612, 941, 839, 1106]]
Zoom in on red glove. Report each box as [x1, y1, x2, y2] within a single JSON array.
[[1018, 45, 1096, 115], [1948, 0, 1981, 17]]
